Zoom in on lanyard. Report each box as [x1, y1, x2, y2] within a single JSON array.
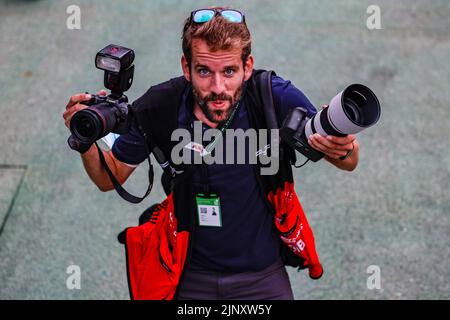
[[198, 102, 240, 194], [204, 102, 241, 154]]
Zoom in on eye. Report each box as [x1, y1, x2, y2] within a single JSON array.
[[198, 68, 210, 76], [224, 68, 235, 77]]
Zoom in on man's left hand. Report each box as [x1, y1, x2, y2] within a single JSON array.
[[308, 133, 359, 171], [307, 133, 356, 160]]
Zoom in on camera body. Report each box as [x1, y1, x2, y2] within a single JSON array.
[[70, 93, 132, 145], [280, 107, 325, 162], [69, 44, 135, 147]]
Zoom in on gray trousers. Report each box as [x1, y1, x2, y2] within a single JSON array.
[[176, 258, 294, 300]]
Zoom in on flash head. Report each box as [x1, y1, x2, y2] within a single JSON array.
[[95, 44, 135, 73], [94, 44, 135, 96]]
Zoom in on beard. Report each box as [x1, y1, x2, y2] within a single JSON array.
[[192, 80, 245, 125]]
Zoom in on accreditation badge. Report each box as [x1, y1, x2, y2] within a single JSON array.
[[195, 193, 222, 227]]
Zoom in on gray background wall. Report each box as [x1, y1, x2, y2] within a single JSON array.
[[0, 0, 449, 299]]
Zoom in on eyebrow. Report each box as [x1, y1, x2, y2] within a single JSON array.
[[194, 64, 240, 71]]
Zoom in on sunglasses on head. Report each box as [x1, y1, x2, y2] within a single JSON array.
[[190, 8, 245, 24]]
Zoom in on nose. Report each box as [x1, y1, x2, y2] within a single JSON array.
[[210, 73, 226, 95]]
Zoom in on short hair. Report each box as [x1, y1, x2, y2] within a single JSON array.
[[181, 7, 252, 67]]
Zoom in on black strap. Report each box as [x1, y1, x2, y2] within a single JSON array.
[[258, 70, 283, 161], [259, 71, 278, 130], [95, 142, 154, 204]]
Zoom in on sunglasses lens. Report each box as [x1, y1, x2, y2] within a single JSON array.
[[221, 10, 243, 23], [193, 10, 215, 23]]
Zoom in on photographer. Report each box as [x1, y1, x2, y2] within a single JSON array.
[[63, 7, 359, 300]]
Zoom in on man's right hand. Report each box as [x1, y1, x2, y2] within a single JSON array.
[[62, 90, 136, 190], [64, 90, 107, 153], [63, 90, 107, 129]]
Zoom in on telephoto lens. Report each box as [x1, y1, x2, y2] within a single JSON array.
[[280, 84, 381, 162], [304, 84, 381, 138]]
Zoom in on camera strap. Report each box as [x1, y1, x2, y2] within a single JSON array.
[[95, 142, 154, 204]]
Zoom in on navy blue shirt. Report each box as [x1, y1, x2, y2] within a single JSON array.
[[112, 75, 317, 273]]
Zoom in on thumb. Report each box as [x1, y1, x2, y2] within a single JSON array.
[[98, 89, 107, 96]]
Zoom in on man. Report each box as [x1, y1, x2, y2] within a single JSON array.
[[63, 7, 359, 300]]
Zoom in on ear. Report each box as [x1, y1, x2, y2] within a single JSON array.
[[181, 55, 191, 82], [243, 55, 254, 81]]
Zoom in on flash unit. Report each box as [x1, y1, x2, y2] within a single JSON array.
[[91, 44, 135, 95], [96, 56, 121, 73], [95, 44, 135, 73]]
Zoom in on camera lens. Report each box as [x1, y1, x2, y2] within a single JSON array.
[[304, 84, 381, 138], [342, 86, 380, 128], [70, 109, 104, 144], [70, 101, 121, 145], [77, 116, 96, 137], [343, 97, 360, 123]]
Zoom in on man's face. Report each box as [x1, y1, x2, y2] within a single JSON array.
[[182, 39, 253, 124]]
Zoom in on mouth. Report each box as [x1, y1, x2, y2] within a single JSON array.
[[209, 100, 228, 109]]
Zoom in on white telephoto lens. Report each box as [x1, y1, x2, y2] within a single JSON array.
[[305, 84, 380, 138], [328, 84, 381, 134]]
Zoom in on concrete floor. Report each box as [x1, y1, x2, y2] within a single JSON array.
[[0, 0, 449, 299]]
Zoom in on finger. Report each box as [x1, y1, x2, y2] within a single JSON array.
[[325, 154, 342, 160], [71, 103, 89, 114], [310, 141, 345, 159], [63, 104, 80, 119], [66, 93, 91, 110], [64, 103, 88, 124], [309, 136, 348, 157], [65, 102, 88, 116], [321, 104, 329, 109], [325, 134, 356, 146], [98, 90, 107, 96], [308, 136, 347, 158], [311, 134, 350, 152]]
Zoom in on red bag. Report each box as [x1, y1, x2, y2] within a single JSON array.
[[267, 181, 323, 279], [124, 194, 189, 300]]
